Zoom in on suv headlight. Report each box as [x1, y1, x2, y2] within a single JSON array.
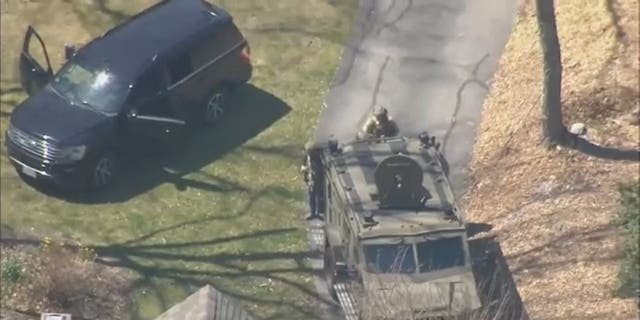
[[59, 145, 87, 162], [6, 123, 16, 141]]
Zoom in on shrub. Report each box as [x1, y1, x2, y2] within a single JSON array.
[[613, 181, 639, 298], [1, 258, 24, 284]]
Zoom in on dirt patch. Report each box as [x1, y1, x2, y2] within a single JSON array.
[[464, 0, 639, 319], [1, 236, 133, 320]]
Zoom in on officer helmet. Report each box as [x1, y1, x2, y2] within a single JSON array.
[[374, 105, 388, 120]]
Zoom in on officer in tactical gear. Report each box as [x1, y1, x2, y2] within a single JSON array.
[[301, 141, 323, 220], [359, 105, 399, 139]]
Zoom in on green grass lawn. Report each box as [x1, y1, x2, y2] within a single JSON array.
[[0, 0, 357, 319]]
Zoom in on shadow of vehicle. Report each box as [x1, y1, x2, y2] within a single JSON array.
[[466, 222, 493, 238], [26, 84, 291, 203], [468, 235, 530, 320]]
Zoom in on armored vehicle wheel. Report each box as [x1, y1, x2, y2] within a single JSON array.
[[323, 241, 339, 302]]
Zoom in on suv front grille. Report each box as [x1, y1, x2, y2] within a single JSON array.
[[7, 125, 62, 162]]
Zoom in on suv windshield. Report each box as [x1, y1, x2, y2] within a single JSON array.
[[51, 60, 128, 114], [364, 244, 416, 274], [363, 236, 466, 274], [416, 237, 465, 272]]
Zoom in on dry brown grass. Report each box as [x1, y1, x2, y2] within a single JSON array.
[[1, 241, 132, 320], [464, 0, 639, 319]]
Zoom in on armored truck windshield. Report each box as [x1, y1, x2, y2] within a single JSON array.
[[364, 234, 466, 274]]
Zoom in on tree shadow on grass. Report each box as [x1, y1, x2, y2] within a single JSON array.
[[1, 225, 328, 319], [94, 0, 130, 23], [0, 84, 25, 116], [22, 84, 292, 203], [242, 144, 302, 160], [90, 227, 327, 320], [0, 86, 23, 96], [249, 25, 347, 46], [605, 0, 628, 44], [71, 0, 133, 35]]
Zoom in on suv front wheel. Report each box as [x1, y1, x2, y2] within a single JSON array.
[[88, 152, 117, 190]]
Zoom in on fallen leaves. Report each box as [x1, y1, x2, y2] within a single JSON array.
[[463, 0, 639, 319]]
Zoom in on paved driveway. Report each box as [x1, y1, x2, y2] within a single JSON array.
[[315, 0, 520, 192], [309, 0, 521, 318]]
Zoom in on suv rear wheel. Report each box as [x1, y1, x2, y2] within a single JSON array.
[[89, 152, 117, 190]]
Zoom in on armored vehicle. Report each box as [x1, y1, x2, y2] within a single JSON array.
[[316, 134, 481, 319]]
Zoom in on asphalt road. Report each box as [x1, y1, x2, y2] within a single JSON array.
[[309, 0, 521, 318], [314, 0, 520, 193]]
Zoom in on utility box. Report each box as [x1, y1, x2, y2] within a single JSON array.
[[40, 314, 71, 320]]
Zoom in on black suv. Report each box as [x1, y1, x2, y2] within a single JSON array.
[[5, 0, 252, 191]]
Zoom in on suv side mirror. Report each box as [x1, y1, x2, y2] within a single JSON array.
[[64, 44, 76, 60]]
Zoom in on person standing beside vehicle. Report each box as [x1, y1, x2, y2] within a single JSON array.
[[301, 142, 323, 220]]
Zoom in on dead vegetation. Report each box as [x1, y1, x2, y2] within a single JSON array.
[[0, 236, 133, 320], [465, 0, 639, 319]]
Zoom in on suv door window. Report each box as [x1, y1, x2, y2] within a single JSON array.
[[191, 25, 240, 65], [130, 66, 167, 105], [190, 24, 242, 69], [131, 66, 174, 118], [190, 36, 223, 70], [167, 53, 193, 84], [219, 24, 244, 49], [137, 97, 174, 118]]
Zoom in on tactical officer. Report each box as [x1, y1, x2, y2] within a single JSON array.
[[360, 105, 399, 139], [301, 142, 323, 220]]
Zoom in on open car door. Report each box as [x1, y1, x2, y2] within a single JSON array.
[[20, 25, 54, 95]]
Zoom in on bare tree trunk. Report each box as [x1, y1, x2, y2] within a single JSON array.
[[534, 0, 639, 161], [535, 0, 568, 146]]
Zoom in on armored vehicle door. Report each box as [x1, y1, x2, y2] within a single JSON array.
[[19, 26, 54, 95]]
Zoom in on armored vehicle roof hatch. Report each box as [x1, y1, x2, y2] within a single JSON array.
[[325, 136, 464, 239], [374, 154, 430, 209]]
